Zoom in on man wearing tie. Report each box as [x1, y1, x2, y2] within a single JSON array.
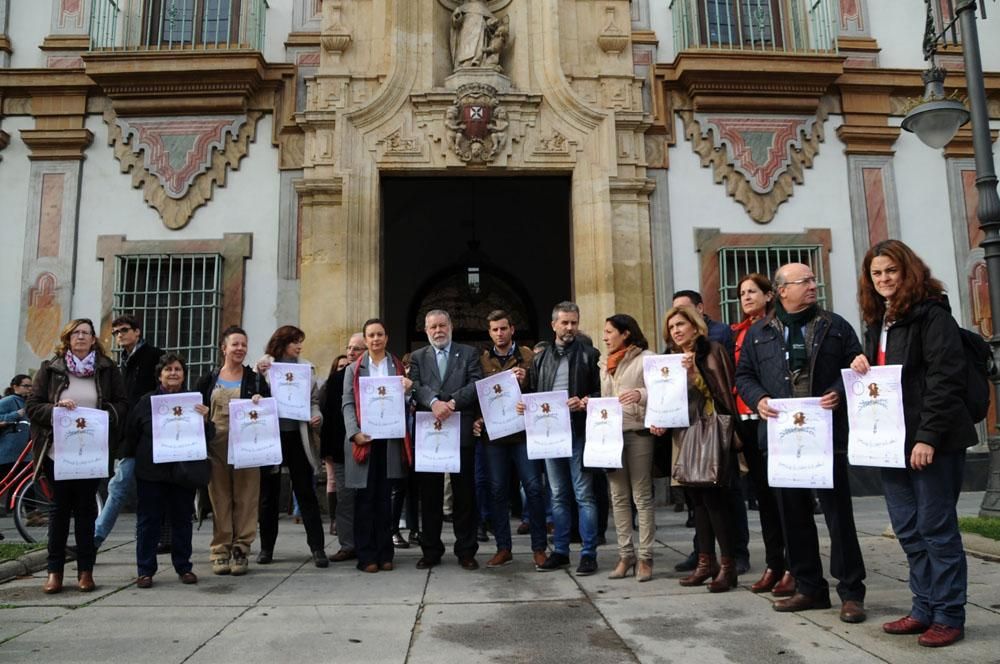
[[409, 309, 485, 570]]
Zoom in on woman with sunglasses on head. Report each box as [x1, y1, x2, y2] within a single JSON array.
[[194, 325, 269, 577], [26, 319, 127, 593]]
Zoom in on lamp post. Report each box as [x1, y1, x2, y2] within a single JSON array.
[[902, 0, 1000, 518]]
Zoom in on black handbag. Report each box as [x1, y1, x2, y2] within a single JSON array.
[[671, 413, 733, 487], [169, 459, 211, 490]]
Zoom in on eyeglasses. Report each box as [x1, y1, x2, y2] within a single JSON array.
[[784, 276, 817, 287], [71, 330, 94, 337], [112, 327, 133, 336], [346, 345, 366, 352], [19, 383, 32, 388]]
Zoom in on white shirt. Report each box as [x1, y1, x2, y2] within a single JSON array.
[[368, 354, 390, 377]]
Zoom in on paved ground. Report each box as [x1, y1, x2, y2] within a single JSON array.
[[0, 492, 998, 664]]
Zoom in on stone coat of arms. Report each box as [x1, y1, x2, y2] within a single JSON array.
[[445, 83, 508, 164]]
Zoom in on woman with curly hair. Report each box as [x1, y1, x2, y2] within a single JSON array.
[[850, 239, 976, 647]]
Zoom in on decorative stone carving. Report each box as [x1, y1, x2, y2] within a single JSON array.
[[105, 109, 261, 229], [678, 100, 829, 223], [445, 83, 508, 163], [450, 0, 508, 72], [321, 1, 352, 58], [597, 6, 629, 55]]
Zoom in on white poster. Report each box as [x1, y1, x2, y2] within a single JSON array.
[[842, 366, 906, 469], [268, 362, 313, 421], [766, 397, 834, 489], [523, 390, 573, 460], [359, 376, 407, 439], [475, 370, 525, 440], [583, 397, 624, 469], [52, 406, 109, 480], [414, 411, 461, 473], [151, 392, 208, 463], [643, 354, 690, 429], [228, 397, 282, 469]]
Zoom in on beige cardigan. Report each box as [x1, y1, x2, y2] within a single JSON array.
[[598, 346, 653, 432]]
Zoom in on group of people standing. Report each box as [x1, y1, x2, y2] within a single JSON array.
[[17, 239, 972, 648]]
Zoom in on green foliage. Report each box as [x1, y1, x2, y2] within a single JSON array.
[[959, 516, 1000, 541], [0, 541, 45, 562]]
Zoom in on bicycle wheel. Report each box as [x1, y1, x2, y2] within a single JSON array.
[[14, 478, 54, 543]]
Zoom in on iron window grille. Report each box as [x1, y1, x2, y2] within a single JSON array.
[[717, 244, 828, 324], [113, 253, 223, 383]]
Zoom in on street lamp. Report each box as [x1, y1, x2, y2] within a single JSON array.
[[903, 0, 1000, 519]]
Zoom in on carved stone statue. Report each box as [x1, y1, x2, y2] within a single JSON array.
[[450, 0, 508, 71]]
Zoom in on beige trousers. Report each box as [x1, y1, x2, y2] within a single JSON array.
[[207, 434, 260, 559], [607, 431, 656, 561]]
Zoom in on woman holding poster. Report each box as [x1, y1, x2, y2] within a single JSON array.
[[195, 326, 269, 577], [598, 314, 655, 582], [342, 318, 412, 573], [26, 318, 126, 594], [254, 326, 327, 569], [122, 353, 210, 588], [851, 240, 977, 648], [663, 306, 742, 593], [731, 274, 791, 596]]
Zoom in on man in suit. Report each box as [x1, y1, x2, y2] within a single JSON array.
[[409, 309, 485, 570]]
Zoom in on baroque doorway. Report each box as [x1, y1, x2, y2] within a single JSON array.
[[381, 176, 572, 353]]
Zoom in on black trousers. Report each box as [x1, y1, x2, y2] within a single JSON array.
[[354, 440, 394, 567], [44, 458, 98, 573], [417, 445, 478, 561], [737, 418, 786, 571], [136, 479, 193, 577], [775, 453, 866, 602], [258, 430, 325, 554], [391, 470, 419, 533], [688, 485, 737, 558]]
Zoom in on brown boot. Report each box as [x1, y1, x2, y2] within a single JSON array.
[[636, 559, 653, 583], [43, 572, 63, 594], [77, 570, 95, 592], [678, 554, 718, 587], [708, 556, 738, 593]]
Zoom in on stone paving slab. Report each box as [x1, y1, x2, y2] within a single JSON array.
[[408, 599, 637, 664], [186, 604, 417, 664], [0, 606, 69, 643], [0, 605, 244, 663]]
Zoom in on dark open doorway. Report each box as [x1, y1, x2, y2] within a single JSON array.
[[381, 176, 572, 354]]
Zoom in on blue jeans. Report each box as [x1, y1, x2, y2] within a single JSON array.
[[94, 457, 136, 547], [544, 434, 597, 558], [882, 450, 967, 628], [485, 442, 547, 552], [474, 439, 491, 524]]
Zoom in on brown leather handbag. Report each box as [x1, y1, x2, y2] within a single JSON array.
[[671, 413, 734, 487]]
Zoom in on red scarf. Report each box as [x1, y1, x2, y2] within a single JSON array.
[[351, 353, 413, 467]]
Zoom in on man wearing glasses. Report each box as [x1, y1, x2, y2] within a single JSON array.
[[735, 263, 868, 624], [94, 315, 164, 550]]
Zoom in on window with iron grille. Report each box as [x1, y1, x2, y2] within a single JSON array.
[[717, 245, 828, 324], [113, 254, 223, 383]]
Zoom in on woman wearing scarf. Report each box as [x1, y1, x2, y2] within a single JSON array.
[[599, 314, 655, 582], [663, 305, 741, 593], [850, 240, 975, 648], [121, 353, 210, 588], [26, 318, 127, 593], [341, 318, 413, 573], [254, 325, 327, 568], [730, 274, 792, 596]]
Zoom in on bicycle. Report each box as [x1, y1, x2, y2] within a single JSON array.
[[1, 424, 104, 543]]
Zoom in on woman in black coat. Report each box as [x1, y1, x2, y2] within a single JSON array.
[[122, 353, 213, 588], [851, 239, 977, 648]]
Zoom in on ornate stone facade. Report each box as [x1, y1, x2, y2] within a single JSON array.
[[296, 0, 655, 369]]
